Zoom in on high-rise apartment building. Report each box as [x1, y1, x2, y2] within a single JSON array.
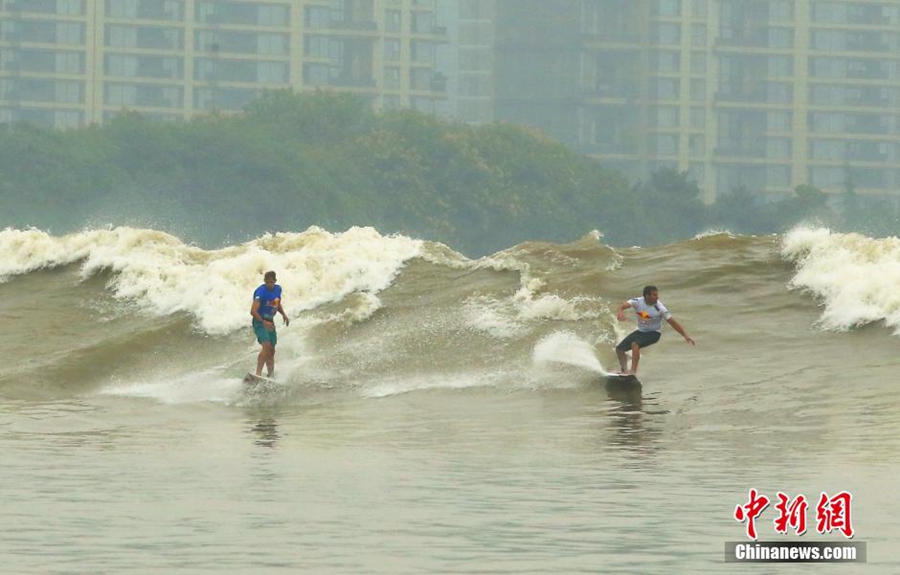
[[490, 0, 900, 201], [0, 0, 449, 127], [454, 0, 493, 123]]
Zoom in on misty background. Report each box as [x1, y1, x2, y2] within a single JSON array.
[[2, 0, 899, 254]]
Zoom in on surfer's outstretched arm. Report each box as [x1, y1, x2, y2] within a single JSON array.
[[616, 300, 632, 321], [666, 317, 695, 345]]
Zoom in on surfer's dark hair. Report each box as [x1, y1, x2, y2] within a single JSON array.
[[643, 285, 658, 297], [264, 271, 277, 281]]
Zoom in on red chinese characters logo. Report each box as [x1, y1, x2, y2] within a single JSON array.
[[774, 492, 808, 536], [734, 489, 770, 540], [816, 491, 854, 539], [735, 490, 854, 539]]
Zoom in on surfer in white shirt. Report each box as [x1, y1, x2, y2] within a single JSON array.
[[615, 285, 694, 374]]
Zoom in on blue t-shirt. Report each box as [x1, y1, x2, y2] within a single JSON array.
[[253, 284, 282, 321]]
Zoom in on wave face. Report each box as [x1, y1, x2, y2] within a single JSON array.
[[1, 225, 896, 403]]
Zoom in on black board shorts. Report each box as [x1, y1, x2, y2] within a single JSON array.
[[616, 329, 661, 352]]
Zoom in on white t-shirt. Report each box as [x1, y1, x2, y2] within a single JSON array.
[[629, 297, 672, 333]]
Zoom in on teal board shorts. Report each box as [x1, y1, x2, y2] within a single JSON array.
[[253, 319, 277, 347]]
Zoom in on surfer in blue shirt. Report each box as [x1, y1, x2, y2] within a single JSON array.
[[250, 270, 289, 377], [615, 285, 694, 374]]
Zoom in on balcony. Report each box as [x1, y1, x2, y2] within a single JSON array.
[[845, 67, 890, 81], [718, 31, 769, 49], [715, 144, 766, 158], [718, 89, 768, 103], [845, 38, 891, 53], [329, 19, 378, 32]]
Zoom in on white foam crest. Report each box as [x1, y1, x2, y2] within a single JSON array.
[[463, 296, 524, 338], [693, 229, 735, 240], [782, 226, 900, 334], [517, 293, 604, 322], [0, 227, 110, 280], [1, 226, 422, 334], [532, 331, 606, 374]]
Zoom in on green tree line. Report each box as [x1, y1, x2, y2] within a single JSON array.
[[1, 90, 896, 255]]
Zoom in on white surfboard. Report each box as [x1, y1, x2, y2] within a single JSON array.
[[243, 372, 277, 385]]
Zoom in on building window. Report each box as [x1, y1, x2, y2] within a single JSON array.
[[412, 11, 433, 33], [258, 4, 289, 27], [811, 139, 844, 161], [691, 0, 707, 18], [766, 82, 792, 103], [767, 111, 791, 131], [384, 39, 401, 61], [106, 84, 137, 105], [692, 24, 706, 47], [411, 68, 431, 90], [385, 10, 401, 33], [813, 30, 843, 51], [655, 51, 680, 73], [304, 63, 333, 86], [652, 134, 678, 155], [768, 28, 793, 49], [258, 34, 288, 56], [56, 22, 84, 45], [656, 0, 681, 17], [384, 67, 400, 89], [305, 6, 330, 29], [768, 56, 792, 77], [107, 0, 137, 18], [56, 52, 82, 74], [56, 81, 81, 103], [257, 61, 288, 84], [106, 55, 138, 77], [306, 36, 329, 58], [689, 134, 705, 156], [411, 41, 433, 63], [107, 26, 138, 48], [766, 138, 791, 159], [690, 79, 706, 101], [690, 107, 705, 128], [58, 0, 84, 15], [655, 23, 680, 45], [809, 167, 845, 188], [810, 112, 844, 133], [769, 0, 793, 22], [691, 52, 706, 74], [655, 78, 679, 100], [656, 106, 679, 128]]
